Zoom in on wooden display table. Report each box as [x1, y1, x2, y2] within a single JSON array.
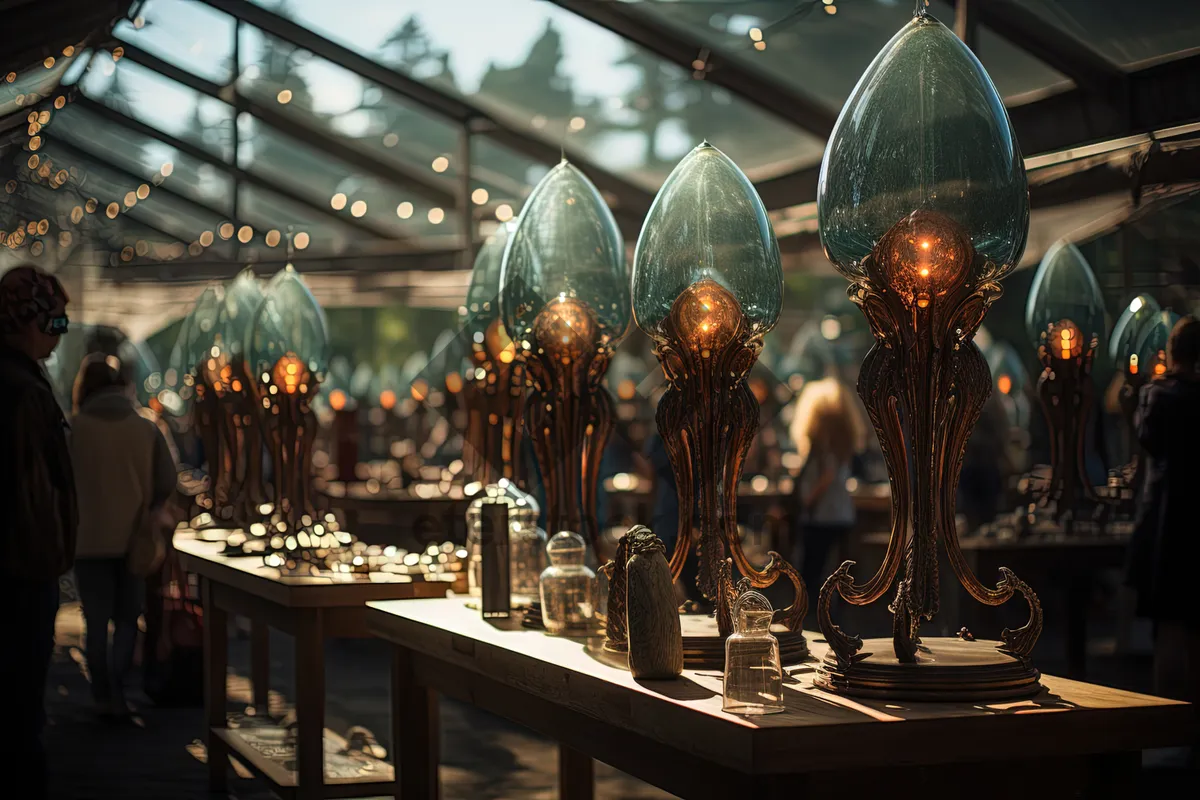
[[366, 597, 1192, 800], [174, 535, 461, 800]]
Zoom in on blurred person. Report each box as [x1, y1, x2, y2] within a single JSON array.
[[1128, 315, 1200, 761], [788, 378, 867, 610], [0, 265, 76, 798], [70, 353, 176, 719]]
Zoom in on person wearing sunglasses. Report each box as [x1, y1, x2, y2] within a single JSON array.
[[0, 264, 78, 799]]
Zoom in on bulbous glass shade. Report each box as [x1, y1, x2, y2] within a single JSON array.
[[987, 342, 1029, 398], [217, 268, 265, 363], [400, 352, 429, 403], [1108, 294, 1161, 370], [1134, 310, 1180, 379], [817, 9, 1028, 279], [465, 221, 518, 336], [633, 143, 782, 337], [499, 161, 629, 349], [427, 328, 469, 392], [178, 284, 224, 374], [248, 267, 330, 385], [1024, 241, 1105, 348]]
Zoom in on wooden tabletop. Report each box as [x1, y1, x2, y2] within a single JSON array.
[[366, 597, 1192, 775], [174, 535, 459, 608]]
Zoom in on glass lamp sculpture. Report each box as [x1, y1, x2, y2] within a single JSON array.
[[248, 266, 330, 539], [177, 284, 230, 526], [499, 161, 629, 549], [462, 220, 526, 485], [815, 5, 1042, 699], [1108, 295, 1162, 502], [214, 269, 268, 526], [987, 341, 1032, 431], [1025, 241, 1107, 524], [631, 142, 807, 662]]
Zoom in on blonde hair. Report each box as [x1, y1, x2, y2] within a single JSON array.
[[789, 377, 867, 467]]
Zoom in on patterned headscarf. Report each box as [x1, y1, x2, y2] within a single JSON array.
[[0, 265, 68, 335]]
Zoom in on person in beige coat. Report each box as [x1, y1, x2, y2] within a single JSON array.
[[70, 353, 176, 718]]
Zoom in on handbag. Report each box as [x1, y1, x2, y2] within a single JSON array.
[[128, 503, 172, 577]]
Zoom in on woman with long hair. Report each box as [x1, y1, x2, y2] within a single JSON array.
[[788, 377, 867, 611]]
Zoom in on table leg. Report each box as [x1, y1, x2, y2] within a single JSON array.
[[202, 577, 229, 792], [394, 646, 440, 800], [294, 608, 326, 800], [251, 620, 270, 715], [558, 745, 594, 800]]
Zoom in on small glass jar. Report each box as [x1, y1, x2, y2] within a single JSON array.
[[539, 531, 596, 635], [465, 480, 545, 606], [723, 589, 784, 715]]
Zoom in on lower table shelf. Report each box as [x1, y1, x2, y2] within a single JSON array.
[[213, 723, 395, 799]]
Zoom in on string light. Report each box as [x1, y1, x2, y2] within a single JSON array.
[[496, 204, 514, 222], [199, 230, 214, 247], [471, 188, 489, 205], [277, 89, 292, 104], [44, 57, 55, 69], [237, 225, 253, 243], [265, 229, 281, 247], [219, 222, 235, 239], [63, 45, 75, 57], [754, 41, 767, 51], [396, 201, 413, 219], [749, 28, 763, 42], [825, 4, 838, 14], [161, 162, 174, 177], [330, 192, 346, 210], [106, 202, 119, 219], [350, 200, 367, 217], [428, 207, 445, 224], [382, 133, 399, 148], [124, 191, 137, 207], [136, 184, 150, 200], [294, 231, 310, 250], [568, 116, 586, 132], [431, 156, 449, 173]]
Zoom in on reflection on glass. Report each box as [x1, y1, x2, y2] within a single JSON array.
[[115, 0, 236, 83], [249, 267, 331, 384], [818, 10, 1028, 280], [218, 269, 266, 362], [178, 284, 224, 375], [538, 531, 596, 635], [722, 588, 784, 716], [1109, 294, 1161, 373], [1134, 310, 1181, 379], [465, 481, 544, 606], [1013, 0, 1200, 67], [500, 161, 629, 350], [1024, 241, 1106, 349], [633, 142, 782, 338]]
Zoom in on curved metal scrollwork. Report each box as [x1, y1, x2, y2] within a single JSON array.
[[817, 211, 1044, 667], [652, 279, 808, 633]]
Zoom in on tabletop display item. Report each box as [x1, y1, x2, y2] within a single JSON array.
[[461, 221, 527, 486], [499, 161, 629, 553], [722, 582, 785, 715], [465, 481, 545, 607], [1107, 296, 1165, 507], [620, 526, 684, 680], [1025, 241, 1109, 528], [539, 531, 596, 636], [814, 3, 1043, 700], [247, 266, 330, 554], [630, 142, 807, 667]]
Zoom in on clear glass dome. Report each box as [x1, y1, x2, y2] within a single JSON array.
[[987, 341, 1030, 398], [722, 588, 784, 716], [817, 8, 1028, 280], [217, 268, 265, 364], [499, 161, 629, 350], [633, 143, 782, 338], [1024, 241, 1106, 349], [1134, 310, 1180, 379], [248, 266, 330, 386], [1108, 294, 1161, 372], [464, 220, 518, 336], [539, 531, 596, 635], [178, 284, 224, 375], [465, 481, 544, 606]]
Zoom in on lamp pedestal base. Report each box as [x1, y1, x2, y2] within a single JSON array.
[[815, 636, 1041, 701], [680, 614, 808, 669]]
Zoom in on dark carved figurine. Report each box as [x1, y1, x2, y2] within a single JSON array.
[[624, 526, 683, 680]]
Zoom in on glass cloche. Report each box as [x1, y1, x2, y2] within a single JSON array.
[[499, 160, 629, 356], [248, 266, 330, 391], [1024, 241, 1106, 351], [465, 480, 545, 607], [1109, 294, 1161, 376], [633, 143, 783, 340], [1133, 310, 1181, 380], [539, 531, 596, 635], [464, 220, 520, 365], [817, 5, 1028, 282], [217, 268, 266, 366]]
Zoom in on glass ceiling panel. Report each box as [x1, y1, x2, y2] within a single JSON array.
[[0, 51, 78, 116], [236, 113, 460, 240], [114, 0, 236, 84], [237, 183, 363, 257], [250, 0, 824, 185], [472, 136, 545, 210], [637, 0, 1071, 108], [46, 104, 235, 214], [1013, 0, 1200, 67], [79, 55, 235, 162]]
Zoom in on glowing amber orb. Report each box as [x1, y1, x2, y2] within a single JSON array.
[[673, 278, 740, 355], [1153, 349, 1167, 376], [485, 318, 517, 365], [1048, 320, 1083, 361], [877, 210, 971, 309], [533, 297, 598, 365], [411, 378, 429, 402], [272, 353, 310, 395], [997, 374, 1012, 395], [329, 389, 347, 411], [379, 389, 397, 410], [1128, 354, 1139, 376]]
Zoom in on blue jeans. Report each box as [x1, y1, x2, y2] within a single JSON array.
[[74, 558, 143, 705]]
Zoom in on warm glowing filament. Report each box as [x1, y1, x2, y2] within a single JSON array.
[[379, 389, 396, 410], [329, 389, 347, 411], [1153, 349, 1167, 376], [997, 375, 1012, 395], [1129, 354, 1139, 375]]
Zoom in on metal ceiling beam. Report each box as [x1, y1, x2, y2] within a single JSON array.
[[200, 0, 653, 218], [118, 43, 458, 209], [755, 52, 1200, 211], [72, 94, 394, 239], [105, 246, 465, 282], [547, 0, 838, 139]]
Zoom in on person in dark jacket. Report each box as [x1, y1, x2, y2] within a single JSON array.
[[0, 265, 77, 799], [1128, 315, 1200, 760]]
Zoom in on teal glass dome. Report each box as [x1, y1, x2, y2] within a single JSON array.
[[817, 6, 1028, 280], [1134, 310, 1181, 379], [216, 268, 265, 364], [1024, 241, 1106, 348], [248, 267, 330, 386], [986, 341, 1030, 398], [1108, 294, 1161, 372], [465, 220, 520, 366], [499, 161, 629, 350], [177, 284, 224, 375], [633, 143, 782, 338]]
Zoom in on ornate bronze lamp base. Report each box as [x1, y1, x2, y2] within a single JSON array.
[[815, 637, 1041, 701]]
